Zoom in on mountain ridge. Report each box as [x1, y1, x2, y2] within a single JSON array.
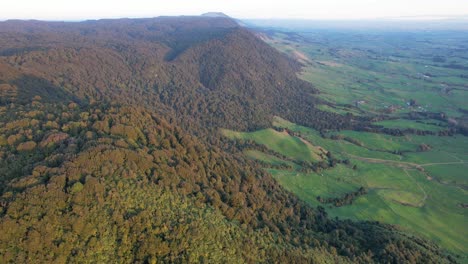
[[0, 16, 456, 263], [0, 16, 359, 132]]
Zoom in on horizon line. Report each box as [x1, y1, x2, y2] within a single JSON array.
[[1, 13, 468, 23]]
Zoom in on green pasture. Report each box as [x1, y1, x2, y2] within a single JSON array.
[[223, 117, 468, 254], [234, 30, 468, 256]]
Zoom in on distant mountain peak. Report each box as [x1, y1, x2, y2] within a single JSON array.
[[201, 12, 230, 18]]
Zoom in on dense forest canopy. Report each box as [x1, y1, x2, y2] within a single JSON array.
[[0, 16, 457, 263]]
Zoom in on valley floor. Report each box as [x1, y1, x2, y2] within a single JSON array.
[[223, 116, 468, 255]]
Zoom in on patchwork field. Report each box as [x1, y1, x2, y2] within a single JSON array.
[[263, 30, 468, 118], [223, 116, 468, 255]]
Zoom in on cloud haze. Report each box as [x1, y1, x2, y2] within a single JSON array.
[[2, 0, 468, 20]]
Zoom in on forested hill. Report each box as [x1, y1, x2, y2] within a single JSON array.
[[0, 16, 356, 131], [0, 16, 455, 262]]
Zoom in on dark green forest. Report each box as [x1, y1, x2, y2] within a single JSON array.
[[0, 16, 457, 263]]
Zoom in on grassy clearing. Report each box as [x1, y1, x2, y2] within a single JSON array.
[[221, 128, 324, 162], [243, 149, 298, 168], [269, 166, 361, 208]]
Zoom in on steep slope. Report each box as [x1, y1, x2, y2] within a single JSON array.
[[0, 16, 355, 132], [0, 101, 349, 263], [0, 17, 456, 262], [0, 100, 452, 263]]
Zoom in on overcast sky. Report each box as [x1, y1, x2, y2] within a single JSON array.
[[2, 0, 468, 21]]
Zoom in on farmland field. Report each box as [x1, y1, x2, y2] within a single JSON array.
[[223, 29, 468, 258], [261, 30, 468, 118], [223, 117, 468, 255]]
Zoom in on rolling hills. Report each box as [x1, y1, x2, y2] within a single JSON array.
[[0, 16, 459, 263]]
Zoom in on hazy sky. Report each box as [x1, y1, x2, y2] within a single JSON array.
[[2, 0, 468, 21]]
